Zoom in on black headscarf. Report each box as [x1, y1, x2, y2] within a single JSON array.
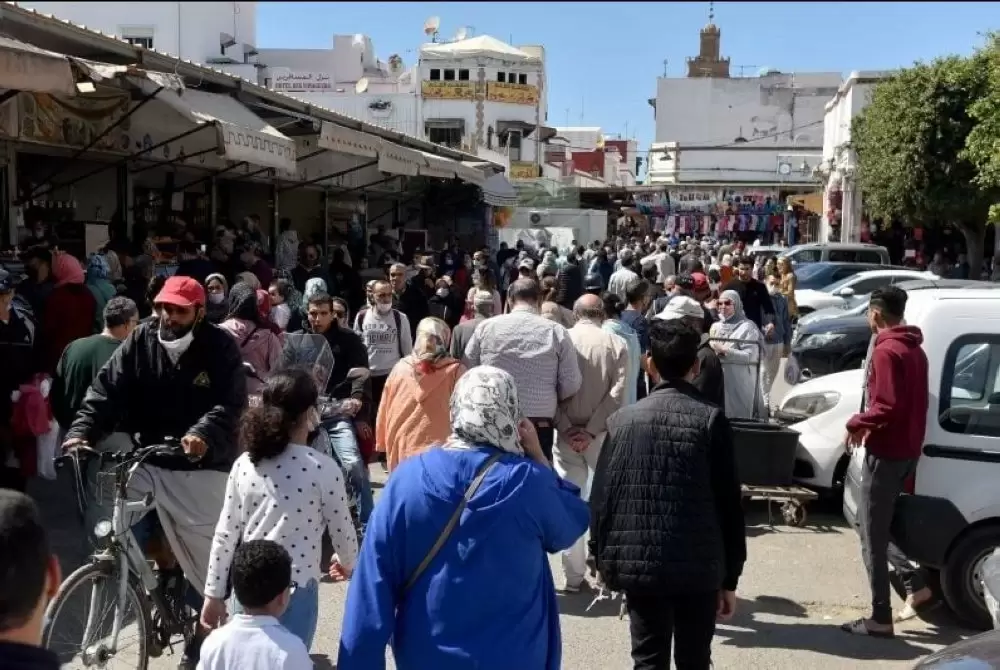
[[227, 282, 260, 323]]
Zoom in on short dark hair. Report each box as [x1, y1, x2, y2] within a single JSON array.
[[103, 296, 138, 329], [269, 278, 292, 301], [869, 286, 907, 321], [307, 292, 334, 309], [648, 320, 701, 380], [19, 246, 51, 265], [626, 279, 650, 305], [0, 490, 50, 631], [231, 540, 292, 609], [679, 256, 704, 274], [508, 278, 540, 304], [146, 275, 167, 305], [737, 256, 753, 268], [602, 291, 626, 319]]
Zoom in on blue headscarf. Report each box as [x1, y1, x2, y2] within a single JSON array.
[[86, 253, 110, 282]]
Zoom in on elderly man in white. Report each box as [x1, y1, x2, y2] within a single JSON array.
[[554, 293, 628, 592]]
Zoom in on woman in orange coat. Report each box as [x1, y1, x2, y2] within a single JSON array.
[[375, 317, 466, 472]]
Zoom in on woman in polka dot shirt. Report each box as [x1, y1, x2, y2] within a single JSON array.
[[200, 368, 359, 649]]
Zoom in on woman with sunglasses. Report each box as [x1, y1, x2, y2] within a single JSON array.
[[708, 290, 767, 419]]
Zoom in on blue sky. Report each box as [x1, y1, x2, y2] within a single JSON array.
[[257, 1, 1000, 153]]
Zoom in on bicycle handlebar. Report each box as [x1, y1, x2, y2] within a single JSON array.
[[54, 439, 190, 470]]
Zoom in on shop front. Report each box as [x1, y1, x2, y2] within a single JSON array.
[[634, 187, 790, 242]]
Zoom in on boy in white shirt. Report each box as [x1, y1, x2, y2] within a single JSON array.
[[198, 540, 312, 670]]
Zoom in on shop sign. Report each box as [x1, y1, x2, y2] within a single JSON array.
[[486, 82, 539, 105], [217, 122, 297, 173], [272, 72, 333, 92], [10, 92, 129, 151], [509, 161, 539, 180], [669, 189, 719, 207], [421, 81, 474, 100]]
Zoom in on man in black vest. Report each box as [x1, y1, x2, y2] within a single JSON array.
[[590, 320, 746, 670]]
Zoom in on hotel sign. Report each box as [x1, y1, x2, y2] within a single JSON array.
[[272, 72, 333, 92], [487, 82, 539, 105], [421, 81, 474, 100]]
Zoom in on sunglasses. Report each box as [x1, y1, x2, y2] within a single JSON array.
[[718, 300, 734, 306]]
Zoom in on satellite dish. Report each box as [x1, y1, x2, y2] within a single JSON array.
[[454, 26, 468, 41], [355, 77, 369, 94], [423, 16, 441, 38]]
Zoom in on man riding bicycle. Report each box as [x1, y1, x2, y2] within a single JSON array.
[[61, 276, 247, 669]]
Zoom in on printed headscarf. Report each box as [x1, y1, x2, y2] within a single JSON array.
[[103, 249, 123, 282], [52, 253, 85, 287], [448, 365, 523, 455], [86, 253, 110, 281], [302, 277, 327, 312], [273, 269, 302, 315], [413, 317, 452, 374]]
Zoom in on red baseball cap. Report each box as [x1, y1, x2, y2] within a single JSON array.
[[155, 276, 206, 308], [690, 272, 710, 292]]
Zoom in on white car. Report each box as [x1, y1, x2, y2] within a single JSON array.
[[783, 287, 1000, 629], [794, 268, 935, 315]]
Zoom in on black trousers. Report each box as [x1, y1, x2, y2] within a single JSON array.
[[528, 418, 555, 462], [371, 373, 389, 426], [626, 591, 717, 670]]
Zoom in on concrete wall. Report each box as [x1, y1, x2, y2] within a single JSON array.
[[671, 147, 822, 184], [21, 2, 257, 62]]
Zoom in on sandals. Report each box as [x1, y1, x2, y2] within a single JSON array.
[[840, 618, 895, 638], [894, 598, 941, 623]]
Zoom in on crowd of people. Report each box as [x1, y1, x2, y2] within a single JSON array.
[[0, 222, 934, 670]]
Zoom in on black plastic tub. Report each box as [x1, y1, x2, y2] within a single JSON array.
[[729, 419, 800, 487]]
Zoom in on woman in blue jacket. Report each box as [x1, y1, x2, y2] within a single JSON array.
[[338, 366, 590, 670]]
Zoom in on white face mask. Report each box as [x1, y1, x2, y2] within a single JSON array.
[[158, 328, 195, 360], [208, 292, 225, 305], [376, 302, 392, 314], [436, 288, 449, 298]]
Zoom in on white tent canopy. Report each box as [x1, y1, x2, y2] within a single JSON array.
[[420, 35, 540, 63], [481, 173, 519, 207]]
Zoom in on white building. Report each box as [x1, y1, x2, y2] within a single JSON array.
[[647, 18, 840, 188], [819, 71, 894, 243]]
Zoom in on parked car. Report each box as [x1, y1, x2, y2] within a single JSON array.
[[745, 245, 785, 263], [794, 268, 934, 315], [914, 630, 1000, 668], [779, 242, 891, 267], [790, 314, 871, 383], [791, 263, 888, 313], [797, 279, 999, 329], [784, 288, 1000, 628]]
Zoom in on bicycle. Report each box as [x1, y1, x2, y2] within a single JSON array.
[[42, 439, 200, 669]]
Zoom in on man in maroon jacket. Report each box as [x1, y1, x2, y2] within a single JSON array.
[[841, 286, 934, 638]]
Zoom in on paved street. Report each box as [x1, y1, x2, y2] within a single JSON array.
[[32, 361, 972, 669]]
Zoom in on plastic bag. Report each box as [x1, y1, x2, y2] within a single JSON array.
[[35, 419, 59, 481], [983, 547, 1000, 629], [784, 355, 801, 386]]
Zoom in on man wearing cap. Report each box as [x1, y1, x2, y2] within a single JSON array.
[[608, 249, 640, 303], [450, 289, 494, 359], [652, 295, 726, 408], [62, 275, 247, 667]]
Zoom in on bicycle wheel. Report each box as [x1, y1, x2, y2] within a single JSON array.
[[43, 561, 151, 670]]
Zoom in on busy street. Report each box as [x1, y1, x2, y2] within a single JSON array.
[[5, 3, 1000, 670]]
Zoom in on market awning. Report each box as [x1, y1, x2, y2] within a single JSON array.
[[789, 191, 824, 213], [417, 150, 459, 180], [0, 35, 77, 96], [377, 139, 423, 177], [481, 172, 519, 207], [456, 161, 487, 187], [317, 121, 379, 159], [134, 77, 297, 172]]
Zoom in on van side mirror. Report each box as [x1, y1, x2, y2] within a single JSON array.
[[988, 392, 1000, 405], [837, 287, 855, 298]]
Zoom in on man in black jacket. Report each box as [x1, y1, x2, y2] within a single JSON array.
[[62, 276, 247, 669], [555, 252, 584, 310], [590, 320, 746, 670], [723, 256, 775, 331]]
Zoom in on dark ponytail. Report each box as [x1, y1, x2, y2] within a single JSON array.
[[241, 368, 318, 464]]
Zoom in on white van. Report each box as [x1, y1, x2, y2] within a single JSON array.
[[781, 288, 1000, 628]]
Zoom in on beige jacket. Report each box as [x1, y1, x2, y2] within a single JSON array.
[[556, 320, 629, 438]]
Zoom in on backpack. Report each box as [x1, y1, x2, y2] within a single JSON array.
[[357, 307, 404, 358]]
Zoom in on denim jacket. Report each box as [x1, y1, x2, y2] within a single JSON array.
[[766, 291, 793, 347]]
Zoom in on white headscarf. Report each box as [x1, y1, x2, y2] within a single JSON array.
[[448, 366, 523, 455]]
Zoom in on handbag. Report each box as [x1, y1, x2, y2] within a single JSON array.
[[401, 451, 502, 594]]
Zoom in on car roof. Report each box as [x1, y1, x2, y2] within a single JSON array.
[[786, 242, 887, 250], [897, 278, 1000, 291], [846, 268, 930, 278]]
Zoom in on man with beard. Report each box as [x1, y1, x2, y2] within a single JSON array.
[[291, 243, 330, 294], [62, 276, 247, 669], [723, 257, 775, 331]]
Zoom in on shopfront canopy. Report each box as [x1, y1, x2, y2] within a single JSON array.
[[481, 172, 519, 207], [0, 35, 77, 96], [134, 76, 297, 172], [377, 139, 424, 177]]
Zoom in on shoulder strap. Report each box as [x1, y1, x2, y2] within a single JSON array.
[[393, 309, 403, 357], [239, 326, 260, 349], [403, 451, 502, 594]]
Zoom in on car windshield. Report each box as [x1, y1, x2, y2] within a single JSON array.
[[794, 263, 830, 282], [818, 274, 862, 294]]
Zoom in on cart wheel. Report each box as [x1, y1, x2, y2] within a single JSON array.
[[782, 501, 807, 527]]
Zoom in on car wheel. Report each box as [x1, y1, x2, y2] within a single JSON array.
[[941, 526, 1000, 629]]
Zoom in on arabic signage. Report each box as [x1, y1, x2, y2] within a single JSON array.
[[272, 71, 333, 92], [216, 121, 297, 173], [421, 80, 474, 100], [487, 82, 539, 106], [509, 161, 539, 180]]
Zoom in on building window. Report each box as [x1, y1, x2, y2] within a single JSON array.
[[428, 127, 463, 149], [509, 72, 517, 83], [497, 72, 506, 83], [939, 335, 1000, 437], [119, 25, 154, 50], [458, 69, 470, 81], [124, 35, 154, 49], [429, 69, 441, 81], [518, 73, 528, 85], [499, 130, 522, 161], [443, 69, 456, 81]]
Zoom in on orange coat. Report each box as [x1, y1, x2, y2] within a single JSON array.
[[375, 356, 466, 472]]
